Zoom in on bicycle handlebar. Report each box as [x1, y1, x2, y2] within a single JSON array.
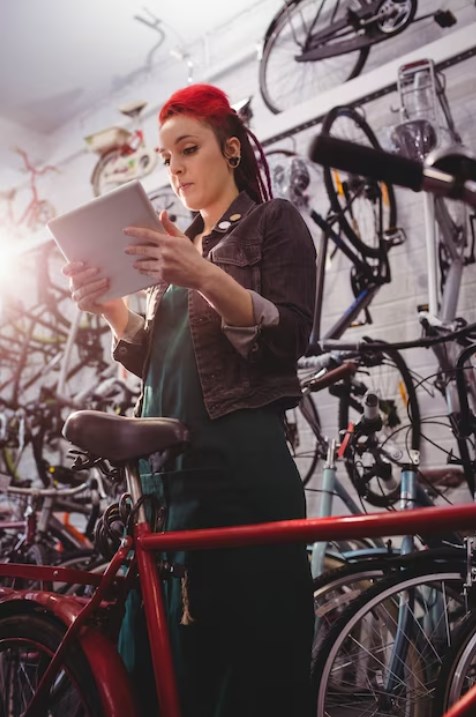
[[309, 135, 476, 207], [306, 319, 476, 355]]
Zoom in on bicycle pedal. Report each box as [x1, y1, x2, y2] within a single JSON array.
[[434, 10, 457, 28]]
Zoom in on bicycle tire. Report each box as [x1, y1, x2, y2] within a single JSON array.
[[312, 562, 467, 717], [91, 149, 124, 197], [313, 557, 394, 664], [0, 613, 104, 716], [432, 609, 476, 715], [259, 0, 369, 114], [56, 310, 111, 401], [321, 105, 398, 258], [337, 342, 421, 508], [148, 186, 194, 232], [312, 547, 466, 664]]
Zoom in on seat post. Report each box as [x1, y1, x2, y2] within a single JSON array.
[[125, 463, 147, 525]]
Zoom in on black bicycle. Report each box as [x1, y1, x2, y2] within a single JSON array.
[[259, 0, 457, 114]]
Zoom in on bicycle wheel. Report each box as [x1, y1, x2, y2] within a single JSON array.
[[148, 186, 194, 232], [259, 0, 369, 114], [313, 558, 393, 664], [337, 343, 421, 507], [55, 309, 111, 401], [313, 547, 465, 664], [91, 149, 124, 197], [0, 613, 103, 716], [433, 609, 476, 715], [313, 563, 467, 717], [321, 105, 398, 258]]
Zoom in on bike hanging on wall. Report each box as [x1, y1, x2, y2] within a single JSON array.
[[0, 147, 57, 241], [259, 0, 457, 114], [85, 100, 158, 197]]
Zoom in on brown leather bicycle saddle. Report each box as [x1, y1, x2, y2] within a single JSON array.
[[63, 410, 190, 463]]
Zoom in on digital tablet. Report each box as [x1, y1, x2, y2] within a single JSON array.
[[47, 180, 165, 301]]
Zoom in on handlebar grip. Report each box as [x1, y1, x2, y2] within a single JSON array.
[[309, 135, 424, 191], [307, 361, 358, 392]]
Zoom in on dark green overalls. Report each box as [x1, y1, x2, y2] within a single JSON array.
[[119, 285, 313, 717]]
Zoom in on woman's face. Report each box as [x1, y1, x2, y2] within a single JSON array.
[[158, 114, 239, 212]]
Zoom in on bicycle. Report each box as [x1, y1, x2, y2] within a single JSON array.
[[259, 0, 458, 114], [267, 106, 411, 485], [434, 585, 476, 715], [0, 474, 100, 591], [308, 374, 473, 713], [0, 146, 57, 240], [302, 140, 476, 711], [390, 58, 476, 486], [308, 393, 467, 689], [309, 120, 476, 486], [1, 407, 476, 716], [85, 101, 158, 197], [147, 185, 194, 232]]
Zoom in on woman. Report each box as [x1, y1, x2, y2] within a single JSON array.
[[64, 83, 316, 717]]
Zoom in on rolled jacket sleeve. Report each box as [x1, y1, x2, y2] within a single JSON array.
[[112, 310, 149, 378], [256, 199, 316, 366], [221, 290, 279, 359]]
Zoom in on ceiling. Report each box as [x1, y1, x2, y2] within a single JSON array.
[[0, 0, 265, 171]]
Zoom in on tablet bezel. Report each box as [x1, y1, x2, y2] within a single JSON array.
[[48, 180, 166, 301]]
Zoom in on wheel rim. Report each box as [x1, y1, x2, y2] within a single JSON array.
[[148, 187, 194, 232], [321, 106, 397, 258], [376, 0, 415, 34], [260, 0, 367, 113], [315, 571, 466, 717], [0, 637, 92, 715]]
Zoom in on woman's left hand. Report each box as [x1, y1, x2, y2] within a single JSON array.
[[123, 211, 209, 289]]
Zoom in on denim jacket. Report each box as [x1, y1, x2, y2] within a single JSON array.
[[112, 191, 316, 419]]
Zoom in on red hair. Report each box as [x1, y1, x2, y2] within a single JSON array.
[[159, 84, 272, 204]]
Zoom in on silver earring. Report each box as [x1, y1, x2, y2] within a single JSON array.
[[228, 156, 241, 168]]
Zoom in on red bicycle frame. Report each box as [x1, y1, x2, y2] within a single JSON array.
[[1, 502, 476, 717], [0, 147, 57, 231]]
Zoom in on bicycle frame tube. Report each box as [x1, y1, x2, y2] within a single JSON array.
[[309, 207, 385, 342], [422, 193, 440, 316], [324, 286, 380, 340], [297, 0, 391, 62], [310, 440, 338, 577], [0, 547, 140, 717], [444, 682, 476, 717], [310, 439, 386, 576], [135, 504, 476, 553]]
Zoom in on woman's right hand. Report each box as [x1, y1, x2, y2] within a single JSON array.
[[62, 261, 122, 315]]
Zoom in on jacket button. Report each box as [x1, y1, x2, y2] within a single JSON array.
[[118, 346, 127, 356]]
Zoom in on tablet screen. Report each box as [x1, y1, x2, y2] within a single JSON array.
[[48, 180, 166, 300]]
